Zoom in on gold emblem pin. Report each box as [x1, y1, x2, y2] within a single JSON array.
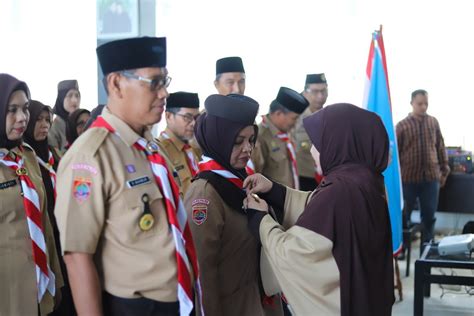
[[16, 167, 28, 176], [139, 213, 155, 231], [146, 141, 159, 153], [301, 141, 309, 150]]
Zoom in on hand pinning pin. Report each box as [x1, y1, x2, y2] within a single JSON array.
[[251, 193, 260, 202]]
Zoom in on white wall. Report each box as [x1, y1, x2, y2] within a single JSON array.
[[156, 0, 474, 150], [0, 0, 98, 110], [1, 0, 473, 150]]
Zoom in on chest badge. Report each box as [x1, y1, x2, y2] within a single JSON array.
[[146, 141, 160, 153], [16, 167, 28, 176], [139, 193, 155, 231], [301, 141, 310, 150]]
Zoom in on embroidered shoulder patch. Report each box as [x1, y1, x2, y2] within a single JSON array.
[[192, 198, 209, 225], [73, 177, 92, 203], [72, 163, 98, 175]]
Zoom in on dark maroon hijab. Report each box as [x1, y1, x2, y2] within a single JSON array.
[[194, 94, 259, 180], [0, 73, 30, 150], [298, 103, 394, 316], [66, 108, 90, 146], [24, 100, 52, 161]]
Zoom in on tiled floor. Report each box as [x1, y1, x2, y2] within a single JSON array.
[[392, 239, 474, 316]]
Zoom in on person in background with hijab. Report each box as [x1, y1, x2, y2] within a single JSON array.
[[24, 100, 76, 316], [244, 103, 394, 316], [65, 108, 91, 148], [0, 73, 63, 315], [49, 80, 81, 152], [83, 104, 106, 131], [184, 94, 282, 316]]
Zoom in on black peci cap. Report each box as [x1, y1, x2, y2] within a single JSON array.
[[205, 94, 258, 125], [166, 92, 200, 109], [216, 57, 245, 75], [274, 87, 309, 114], [97, 37, 167, 75], [305, 73, 327, 85]]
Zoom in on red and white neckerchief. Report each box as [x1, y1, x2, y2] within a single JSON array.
[[198, 155, 244, 189], [92, 117, 202, 316], [314, 168, 324, 185], [262, 115, 299, 189], [0, 146, 56, 301], [245, 159, 255, 175], [36, 150, 57, 198], [161, 131, 199, 177], [276, 132, 299, 189]]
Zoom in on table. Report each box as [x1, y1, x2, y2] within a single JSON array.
[[438, 173, 474, 214], [413, 243, 474, 316]]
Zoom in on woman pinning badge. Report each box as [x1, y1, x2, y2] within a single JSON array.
[[243, 103, 395, 316]]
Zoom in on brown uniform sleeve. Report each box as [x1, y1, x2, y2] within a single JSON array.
[[251, 139, 265, 173], [184, 181, 225, 316], [48, 119, 65, 151], [282, 188, 313, 228], [258, 215, 340, 315], [54, 151, 105, 255]]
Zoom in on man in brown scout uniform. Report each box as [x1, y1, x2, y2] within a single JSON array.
[[214, 56, 246, 95], [190, 56, 248, 157], [158, 92, 200, 194], [252, 87, 308, 189], [293, 73, 328, 191], [54, 37, 201, 316]]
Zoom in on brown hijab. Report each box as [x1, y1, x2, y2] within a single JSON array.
[[299, 103, 394, 316], [0, 73, 30, 150]]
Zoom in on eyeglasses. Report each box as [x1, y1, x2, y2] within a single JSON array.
[[121, 71, 172, 92], [175, 113, 199, 124], [305, 88, 328, 95]]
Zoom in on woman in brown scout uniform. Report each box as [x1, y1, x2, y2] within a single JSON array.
[[48, 80, 81, 152], [244, 103, 395, 316], [184, 94, 281, 316], [24, 100, 75, 316], [0, 73, 63, 315]]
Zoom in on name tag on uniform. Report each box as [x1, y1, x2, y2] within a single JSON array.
[[0, 179, 17, 190], [271, 146, 281, 152], [127, 176, 151, 188], [175, 165, 185, 171]]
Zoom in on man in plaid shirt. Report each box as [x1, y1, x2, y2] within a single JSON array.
[[396, 89, 450, 249]]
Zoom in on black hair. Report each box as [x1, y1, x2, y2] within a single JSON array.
[[269, 100, 290, 114], [411, 89, 428, 102], [166, 107, 181, 114]]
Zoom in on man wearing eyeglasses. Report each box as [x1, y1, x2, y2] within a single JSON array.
[[293, 73, 328, 191], [54, 37, 201, 316], [158, 92, 200, 194]]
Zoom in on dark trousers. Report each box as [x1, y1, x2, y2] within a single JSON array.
[[102, 292, 182, 316], [299, 176, 317, 191], [402, 181, 440, 244]]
